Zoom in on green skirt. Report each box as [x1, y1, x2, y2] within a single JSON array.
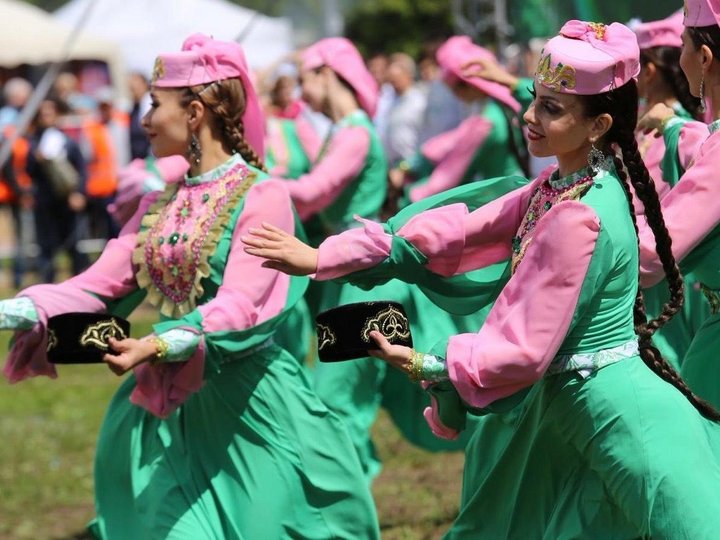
[[643, 276, 710, 370], [448, 357, 720, 539], [89, 344, 379, 539], [682, 311, 720, 409], [312, 278, 487, 481]]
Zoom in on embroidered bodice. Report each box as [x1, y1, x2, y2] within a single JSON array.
[[511, 159, 612, 273], [133, 154, 256, 318]]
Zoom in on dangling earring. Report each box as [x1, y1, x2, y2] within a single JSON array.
[[699, 75, 707, 113], [588, 142, 604, 175], [188, 132, 201, 166]]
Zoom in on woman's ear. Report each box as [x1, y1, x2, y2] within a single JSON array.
[[590, 113, 613, 141], [187, 99, 205, 131], [700, 44, 715, 73]]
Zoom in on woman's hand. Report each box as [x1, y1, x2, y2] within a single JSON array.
[[637, 103, 676, 137], [461, 58, 519, 89], [103, 337, 157, 376], [367, 330, 412, 374], [242, 222, 318, 276]]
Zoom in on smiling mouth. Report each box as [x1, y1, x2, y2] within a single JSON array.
[[527, 128, 544, 140]]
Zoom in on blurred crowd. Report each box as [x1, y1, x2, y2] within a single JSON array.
[[0, 38, 542, 288]]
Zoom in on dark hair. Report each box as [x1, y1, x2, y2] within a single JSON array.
[[687, 24, 720, 58], [580, 80, 720, 420], [640, 46, 703, 120], [182, 79, 266, 171], [502, 107, 531, 177]]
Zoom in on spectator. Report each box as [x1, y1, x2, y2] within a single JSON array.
[[26, 98, 89, 282], [128, 72, 151, 159], [384, 53, 427, 166], [367, 52, 395, 142], [0, 78, 32, 129]]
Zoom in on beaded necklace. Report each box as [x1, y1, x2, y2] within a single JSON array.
[[511, 165, 596, 273]]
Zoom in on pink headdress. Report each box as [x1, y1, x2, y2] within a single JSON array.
[[635, 11, 684, 49], [683, 0, 720, 27], [301, 37, 379, 117], [437, 36, 520, 113], [535, 21, 640, 95], [151, 33, 265, 157]]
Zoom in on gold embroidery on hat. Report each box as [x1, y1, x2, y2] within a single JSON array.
[[151, 57, 165, 83], [587, 22, 606, 40], [317, 323, 337, 351], [361, 306, 411, 343], [535, 52, 577, 92], [47, 329, 58, 352], [80, 320, 127, 350]]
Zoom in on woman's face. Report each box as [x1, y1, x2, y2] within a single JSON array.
[[680, 29, 704, 98], [300, 69, 327, 112], [142, 88, 191, 158], [523, 82, 598, 165]]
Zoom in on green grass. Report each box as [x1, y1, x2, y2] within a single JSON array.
[[0, 307, 463, 539]]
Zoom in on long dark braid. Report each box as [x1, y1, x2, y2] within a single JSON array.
[[501, 105, 531, 177], [640, 47, 703, 120], [183, 80, 267, 171], [582, 81, 720, 420]]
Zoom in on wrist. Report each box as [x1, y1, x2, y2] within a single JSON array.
[[145, 336, 169, 364], [659, 114, 676, 134]]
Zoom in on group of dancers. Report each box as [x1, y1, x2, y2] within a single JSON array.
[[3, 0, 720, 538]]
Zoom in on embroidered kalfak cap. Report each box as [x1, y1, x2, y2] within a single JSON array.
[[635, 11, 685, 49], [47, 313, 130, 364], [684, 0, 720, 27], [437, 36, 521, 113], [315, 301, 413, 362], [535, 20, 641, 95], [301, 37, 379, 117], [150, 33, 265, 157]]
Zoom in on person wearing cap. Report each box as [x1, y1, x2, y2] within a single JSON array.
[[631, 10, 712, 371], [390, 36, 529, 206], [638, 0, 720, 412], [283, 36, 478, 481], [246, 19, 720, 536], [0, 34, 379, 539]]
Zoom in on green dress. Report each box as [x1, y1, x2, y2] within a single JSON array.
[[66, 157, 380, 538], [333, 161, 720, 536], [304, 111, 507, 481]]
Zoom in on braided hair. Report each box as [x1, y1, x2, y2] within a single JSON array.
[[640, 47, 703, 120], [687, 24, 720, 59], [182, 79, 266, 172], [580, 80, 720, 420]]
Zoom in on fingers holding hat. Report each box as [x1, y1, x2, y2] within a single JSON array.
[[367, 330, 413, 372], [103, 337, 156, 376]]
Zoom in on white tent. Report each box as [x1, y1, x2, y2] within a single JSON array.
[[0, 0, 125, 90], [55, 0, 294, 75]]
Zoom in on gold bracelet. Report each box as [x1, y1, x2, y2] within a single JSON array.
[[147, 336, 169, 364], [659, 114, 676, 134], [407, 349, 425, 382], [397, 160, 411, 173]]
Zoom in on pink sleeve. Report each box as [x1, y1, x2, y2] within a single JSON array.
[[197, 179, 292, 331], [129, 180, 293, 418], [295, 116, 323, 162], [639, 130, 719, 287], [410, 116, 492, 203], [3, 194, 158, 382], [419, 122, 464, 163], [677, 121, 708, 170], [315, 178, 538, 280], [284, 126, 370, 220], [446, 202, 602, 408]]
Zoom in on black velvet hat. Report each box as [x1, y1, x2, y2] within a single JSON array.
[[46, 313, 131, 364], [315, 301, 413, 362]]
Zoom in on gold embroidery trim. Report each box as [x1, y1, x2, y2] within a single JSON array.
[[47, 329, 58, 352], [316, 323, 337, 351], [132, 169, 257, 319], [361, 305, 411, 343], [79, 320, 127, 350], [151, 57, 165, 83], [535, 53, 577, 92]]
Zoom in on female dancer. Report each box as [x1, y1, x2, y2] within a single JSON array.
[[637, 0, 720, 409], [392, 36, 528, 205], [246, 20, 720, 537], [1, 35, 378, 539]]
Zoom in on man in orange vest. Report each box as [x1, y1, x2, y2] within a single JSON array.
[[1, 125, 33, 288]]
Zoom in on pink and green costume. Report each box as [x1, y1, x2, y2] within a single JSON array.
[[1, 35, 378, 540], [309, 21, 720, 536]]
